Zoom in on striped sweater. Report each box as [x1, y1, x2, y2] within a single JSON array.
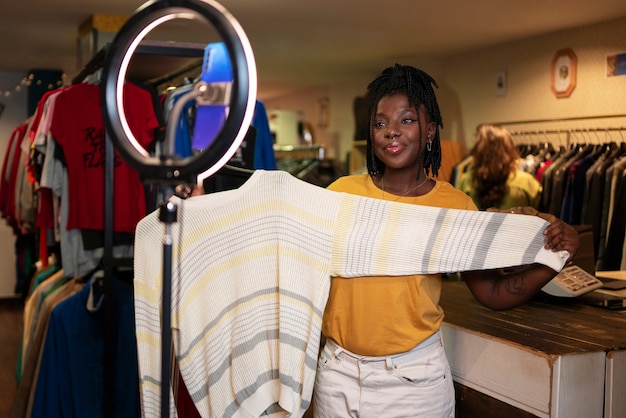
[[133, 169, 568, 418]]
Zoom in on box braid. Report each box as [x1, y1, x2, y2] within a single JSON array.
[[365, 64, 443, 178]]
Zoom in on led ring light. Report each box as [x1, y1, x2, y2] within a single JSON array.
[[101, 0, 257, 184]]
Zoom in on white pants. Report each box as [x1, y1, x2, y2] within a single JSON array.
[[313, 331, 455, 418]]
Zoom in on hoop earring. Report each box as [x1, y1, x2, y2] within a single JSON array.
[[427, 141, 432, 152]]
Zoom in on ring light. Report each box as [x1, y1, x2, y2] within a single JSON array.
[[101, 0, 257, 184]]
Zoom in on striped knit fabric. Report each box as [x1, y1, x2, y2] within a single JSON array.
[[133, 170, 568, 418]]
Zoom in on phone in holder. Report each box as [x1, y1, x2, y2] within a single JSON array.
[[599, 278, 626, 291], [541, 264, 604, 297]]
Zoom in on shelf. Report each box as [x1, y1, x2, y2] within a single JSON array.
[[71, 40, 206, 86]]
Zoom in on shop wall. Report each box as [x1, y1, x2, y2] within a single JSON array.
[[265, 16, 626, 169], [262, 76, 374, 163], [441, 15, 626, 150], [264, 86, 328, 146], [0, 71, 28, 297], [263, 85, 338, 158]]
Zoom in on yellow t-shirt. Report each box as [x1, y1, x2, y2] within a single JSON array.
[[323, 174, 477, 356]]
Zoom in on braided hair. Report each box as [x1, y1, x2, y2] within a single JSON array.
[[365, 64, 443, 178]]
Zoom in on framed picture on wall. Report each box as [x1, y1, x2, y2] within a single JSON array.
[[551, 48, 577, 98], [606, 52, 626, 77], [495, 71, 507, 96]]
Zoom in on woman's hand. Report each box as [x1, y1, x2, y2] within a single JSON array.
[[174, 183, 206, 199], [536, 212, 579, 263]]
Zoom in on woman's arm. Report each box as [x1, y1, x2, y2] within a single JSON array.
[[462, 207, 580, 311]]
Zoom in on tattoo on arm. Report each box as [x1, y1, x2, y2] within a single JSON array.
[[504, 273, 527, 296]]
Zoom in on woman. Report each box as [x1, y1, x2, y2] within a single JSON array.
[[456, 124, 542, 210], [313, 64, 578, 418]]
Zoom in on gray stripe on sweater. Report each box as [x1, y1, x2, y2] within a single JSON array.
[[472, 213, 506, 269], [523, 227, 547, 264]]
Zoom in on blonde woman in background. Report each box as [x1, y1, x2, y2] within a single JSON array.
[[457, 124, 542, 210]]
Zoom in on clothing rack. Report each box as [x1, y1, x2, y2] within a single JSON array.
[[486, 113, 626, 127], [71, 48, 107, 85], [479, 115, 626, 271], [509, 126, 626, 145], [482, 114, 626, 147], [73, 41, 205, 418]]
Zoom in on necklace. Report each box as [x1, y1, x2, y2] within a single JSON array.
[[381, 176, 431, 200]]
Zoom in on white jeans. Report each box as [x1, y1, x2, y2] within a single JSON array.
[[313, 331, 455, 418]]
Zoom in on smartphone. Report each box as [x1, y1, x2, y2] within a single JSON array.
[[601, 279, 626, 291]]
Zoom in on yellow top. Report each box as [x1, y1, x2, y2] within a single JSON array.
[[323, 174, 478, 356], [456, 167, 542, 210]]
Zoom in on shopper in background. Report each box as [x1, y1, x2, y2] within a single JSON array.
[[313, 64, 578, 417], [456, 124, 542, 210]]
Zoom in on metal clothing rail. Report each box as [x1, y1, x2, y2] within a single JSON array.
[[508, 126, 626, 145], [484, 113, 626, 128], [479, 114, 626, 147], [509, 126, 626, 135]]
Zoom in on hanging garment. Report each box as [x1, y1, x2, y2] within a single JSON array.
[[602, 157, 626, 270], [0, 124, 23, 219], [539, 146, 578, 213], [548, 145, 592, 217], [251, 100, 277, 170], [49, 82, 159, 232], [1, 123, 29, 233], [596, 155, 626, 270], [11, 275, 82, 418], [30, 275, 140, 418], [133, 170, 568, 418], [582, 144, 625, 257], [560, 150, 598, 224]]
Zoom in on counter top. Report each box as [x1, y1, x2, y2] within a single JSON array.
[[440, 280, 626, 355]]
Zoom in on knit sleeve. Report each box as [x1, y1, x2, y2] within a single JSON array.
[[330, 193, 568, 277]]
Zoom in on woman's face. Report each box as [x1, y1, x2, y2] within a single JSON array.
[[372, 92, 434, 172]]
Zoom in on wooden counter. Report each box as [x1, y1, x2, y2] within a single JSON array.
[[440, 280, 626, 418]]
